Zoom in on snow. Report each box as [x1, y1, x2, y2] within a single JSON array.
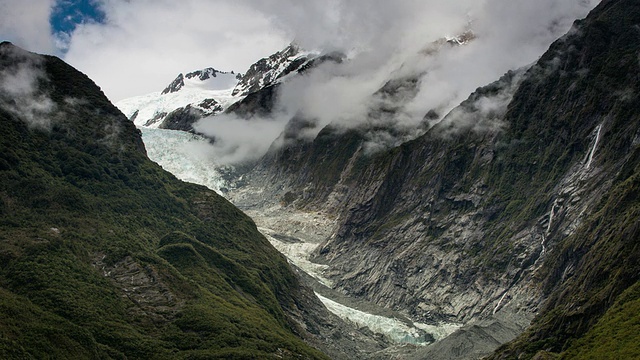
[[493, 291, 509, 315], [184, 71, 238, 91], [140, 127, 227, 193], [233, 49, 319, 96], [116, 71, 242, 128], [546, 198, 560, 234]]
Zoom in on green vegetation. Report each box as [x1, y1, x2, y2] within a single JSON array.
[[560, 281, 640, 359], [0, 44, 326, 359]]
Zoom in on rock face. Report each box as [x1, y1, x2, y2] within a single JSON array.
[[226, 47, 344, 119], [232, 44, 313, 97], [159, 99, 223, 132], [118, 44, 340, 132], [161, 73, 185, 94], [231, 1, 640, 358]]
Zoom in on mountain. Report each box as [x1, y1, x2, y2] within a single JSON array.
[[116, 44, 327, 132], [0, 42, 391, 359], [116, 67, 239, 131], [225, 0, 640, 358], [231, 44, 321, 98]]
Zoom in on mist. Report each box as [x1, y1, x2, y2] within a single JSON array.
[[0, 45, 55, 129], [193, 113, 290, 165], [193, 0, 598, 164], [270, 0, 598, 132], [0, 0, 596, 165]]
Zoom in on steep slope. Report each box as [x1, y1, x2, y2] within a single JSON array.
[[486, 1, 640, 357], [224, 46, 342, 119], [0, 42, 329, 359], [230, 44, 321, 98], [231, 0, 640, 358]]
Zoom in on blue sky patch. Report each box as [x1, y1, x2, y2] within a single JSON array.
[[50, 0, 105, 35]]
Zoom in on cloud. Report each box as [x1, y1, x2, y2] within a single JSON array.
[[0, 0, 57, 54], [63, 0, 291, 102], [258, 0, 599, 145], [0, 0, 599, 163], [193, 113, 289, 165], [174, 0, 597, 165], [434, 68, 527, 139], [0, 45, 55, 129]]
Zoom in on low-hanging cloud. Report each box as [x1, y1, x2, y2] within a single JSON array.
[[193, 113, 289, 165], [255, 0, 599, 147], [0, 46, 55, 129], [63, 0, 291, 102], [0, 0, 599, 164], [180, 0, 597, 165]]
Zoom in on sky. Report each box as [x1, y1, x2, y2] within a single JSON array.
[[0, 0, 599, 104], [0, 0, 600, 165]]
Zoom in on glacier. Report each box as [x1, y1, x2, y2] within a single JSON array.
[[139, 126, 461, 349], [140, 127, 228, 193], [316, 293, 460, 345]]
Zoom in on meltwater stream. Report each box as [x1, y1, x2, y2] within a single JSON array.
[[141, 127, 460, 346]]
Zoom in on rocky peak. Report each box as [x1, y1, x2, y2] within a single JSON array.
[[446, 30, 476, 45], [185, 67, 228, 81], [161, 73, 185, 94], [161, 68, 236, 95], [232, 43, 314, 97]]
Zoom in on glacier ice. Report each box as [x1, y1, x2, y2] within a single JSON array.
[[140, 128, 228, 193], [316, 293, 459, 345]]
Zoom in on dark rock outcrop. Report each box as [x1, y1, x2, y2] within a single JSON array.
[[161, 73, 184, 94]]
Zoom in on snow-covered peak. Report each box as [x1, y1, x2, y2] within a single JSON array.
[[232, 44, 320, 97], [115, 44, 330, 130], [162, 68, 239, 94], [420, 30, 476, 57], [445, 30, 476, 46], [116, 66, 241, 129]]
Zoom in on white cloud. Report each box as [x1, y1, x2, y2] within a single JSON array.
[[63, 0, 290, 102], [262, 0, 599, 139], [0, 0, 600, 156], [193, 113, 289, 165], [0, 0, 57, 54], [0, 46, 55, 129], [156, 0, 597, 165]]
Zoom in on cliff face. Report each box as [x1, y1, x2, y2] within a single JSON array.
[[234, 0, 640, 357]]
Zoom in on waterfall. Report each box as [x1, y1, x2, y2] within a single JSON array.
[[493, 291, 509, 314], [585, 123, 603, 169]]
